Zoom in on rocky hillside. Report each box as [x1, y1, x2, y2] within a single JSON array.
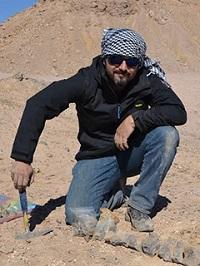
[[0, 0, 200, 77]]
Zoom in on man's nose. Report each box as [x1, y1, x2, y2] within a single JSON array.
[[118, 60, 128, 71]]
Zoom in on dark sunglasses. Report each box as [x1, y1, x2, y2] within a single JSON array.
[[107, 55, 140, 68]]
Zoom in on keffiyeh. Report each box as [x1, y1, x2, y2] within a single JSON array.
[[101, 28, 166, 80], [101, 28, 146, 65]]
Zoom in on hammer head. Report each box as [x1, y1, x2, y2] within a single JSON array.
[[17, 190, 53, 240], [15, 228, 53, 240]]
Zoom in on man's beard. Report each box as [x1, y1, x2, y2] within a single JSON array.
[[113, 74, 130, 89]]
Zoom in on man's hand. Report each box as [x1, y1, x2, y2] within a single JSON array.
[[114, 115, 135, 151], [11, 161, 34, 192]]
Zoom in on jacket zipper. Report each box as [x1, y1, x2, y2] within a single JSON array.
[[117, 104, 121, 119]]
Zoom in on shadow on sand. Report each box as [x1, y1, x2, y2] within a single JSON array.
[[124, 185, 171, 218], [29, 195, 66, 231], [29, 185, 171, 230]]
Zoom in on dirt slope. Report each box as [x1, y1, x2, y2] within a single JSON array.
[[0, 1, 200, 266], [0, 0, 200, 77], [0, 72, 200, 266]]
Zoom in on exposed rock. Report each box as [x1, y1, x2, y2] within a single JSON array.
[[158, 239, 175, 262], [172, 240, 185, 264], [93, 208, 119, 240], [72, 207, 97, 238], [103, 223, 200, 266], [123, 233, 140, 251], [104, 231, 128, 247], [183, 247, 200, 266], [142, 232, 160, 256]]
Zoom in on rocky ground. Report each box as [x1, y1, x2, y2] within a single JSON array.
[[0, 0, 200, 265], [0, 72, 199, 266]]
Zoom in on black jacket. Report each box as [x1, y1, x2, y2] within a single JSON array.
[[11, 56, 187, 163]]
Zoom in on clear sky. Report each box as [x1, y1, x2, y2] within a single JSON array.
[[0, 0, 37, 23]]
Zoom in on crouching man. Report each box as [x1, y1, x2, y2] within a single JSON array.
[[11, 28, 187, 232]]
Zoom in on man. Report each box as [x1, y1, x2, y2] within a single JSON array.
[[11, 28, 187, 232]]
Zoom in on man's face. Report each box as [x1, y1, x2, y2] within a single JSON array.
[[104, 55, 139, 89]]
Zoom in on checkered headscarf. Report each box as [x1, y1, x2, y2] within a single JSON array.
[[101, 28, 146, 65], [101, 28, 166, 80]]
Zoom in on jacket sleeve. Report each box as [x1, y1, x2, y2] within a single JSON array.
[[132, 77, 187, 132], [11, 72, 85, 164]]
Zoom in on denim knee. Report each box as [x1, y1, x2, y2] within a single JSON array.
[[65, 196, 99, 225], [65, 205, 98, 226], [152, 126, 179, 149], [65, 205, 74, 225]]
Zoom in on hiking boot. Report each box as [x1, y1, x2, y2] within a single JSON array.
[[125, 207, 154, 232]]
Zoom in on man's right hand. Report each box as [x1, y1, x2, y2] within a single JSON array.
[[11, 161, 34, 192]]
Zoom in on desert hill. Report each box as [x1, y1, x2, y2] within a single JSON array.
[[0, 0, 200, 78]]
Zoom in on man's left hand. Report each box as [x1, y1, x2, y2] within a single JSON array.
[[114, 115, 135, 151]]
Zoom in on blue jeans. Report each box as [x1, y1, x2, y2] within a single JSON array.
[[65, 126, 179, 224]]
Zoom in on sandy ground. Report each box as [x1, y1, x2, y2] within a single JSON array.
[[0, 1, 200, 265], [0, 72, 199, 266]]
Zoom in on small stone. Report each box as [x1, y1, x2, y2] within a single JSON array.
[[143, 0, 151, 5], [0, 245, 14, 254], [148, 10, 154, 18], [39, 140, 48, 146], [56, 219, 62, 224], [35, 168, 41, 173], [64, 146, 70, 152], [91, 1, 98, 8], [13, 72, 24, 81], [98, 3, 107, 12]]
